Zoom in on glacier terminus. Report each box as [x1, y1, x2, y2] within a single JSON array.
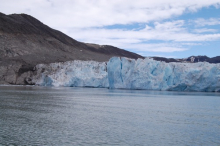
[[28, 57, 220, 92]]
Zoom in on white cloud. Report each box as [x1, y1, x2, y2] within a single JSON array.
[[0, 0, 220, 28], [65, 20, 220, 44], [193, 18, 220, 26], [154, 20, 186, 32], [122, 44, 188, 53], [64, 26, 191, 53], [193, 28, 218, 33]]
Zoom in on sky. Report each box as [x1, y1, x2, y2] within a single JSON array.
[[0, 0, 220, 58]]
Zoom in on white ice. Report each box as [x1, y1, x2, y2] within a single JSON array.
[[32, 57, 220, 92]]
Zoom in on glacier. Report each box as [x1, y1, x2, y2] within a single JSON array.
[[30, 57, 220, 92], [31, 60, 109, 88]]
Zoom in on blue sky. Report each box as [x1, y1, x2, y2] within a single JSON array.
[[0, 0, 220, 58]]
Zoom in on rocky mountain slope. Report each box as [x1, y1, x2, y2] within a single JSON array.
[[0, 12, 143, 85]]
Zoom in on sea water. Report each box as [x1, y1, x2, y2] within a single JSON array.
[[0, 86, 220, 146]]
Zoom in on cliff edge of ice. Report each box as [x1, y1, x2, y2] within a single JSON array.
[[29, 57, 220, 92]]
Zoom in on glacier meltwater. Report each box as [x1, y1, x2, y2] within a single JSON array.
[[30, 57, 220, 92]]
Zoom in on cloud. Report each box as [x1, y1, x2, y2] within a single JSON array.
[[121, 44, 188, 53], [154, 20, 186, 32], [193, 18, 220, 26], [0, 0, 220, 28], [193, 28, 218, 33], [60, 18, 220, 53], [65, 20, 220, 44]]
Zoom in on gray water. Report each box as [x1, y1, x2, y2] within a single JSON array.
[[0, 86, 220, 146]]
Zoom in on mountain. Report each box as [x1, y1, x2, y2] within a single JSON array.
[[0, 12, 143, 84], [151, 56, 220, 63], [0, 12, 143, 63], [1, 12, 219, 86]]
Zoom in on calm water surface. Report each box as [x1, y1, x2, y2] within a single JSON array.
[[0, 86, 220, 146]]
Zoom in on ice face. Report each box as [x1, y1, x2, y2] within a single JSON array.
[[32, 57, 220, 92], [33, 60, 109, 88], [107, 57, 220, 92]]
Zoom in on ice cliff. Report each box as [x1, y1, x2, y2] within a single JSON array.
[[30, 57, 220, 92], [31, 61, 109, 88], [107, 57, 220, 92]]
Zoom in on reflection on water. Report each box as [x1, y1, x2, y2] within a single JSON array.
[[0, 86, 220, 146]]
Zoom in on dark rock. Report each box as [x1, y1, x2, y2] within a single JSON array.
[[151, 55, 220, 63], [150, 57, 180, 63]]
